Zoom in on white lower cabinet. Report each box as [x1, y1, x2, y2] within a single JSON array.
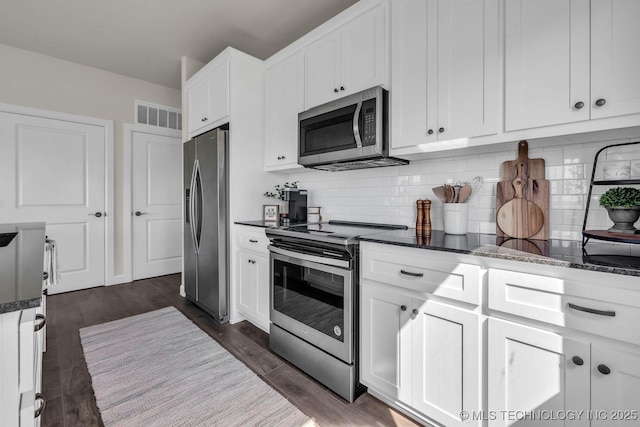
[[361, 281, 482, 426], [1, 307, 45, 427], [488, 318, 590, 426], [234, 226, 270, 332]]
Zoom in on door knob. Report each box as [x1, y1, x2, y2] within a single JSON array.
[[90, 212, 103, 217], [571, 356, 584, 366], [574, 101, 585, 109], [412, 308, 419, 316], [400, 305, 407, 311], [597, 364, 611, 375], [595, 98, 606, 107], [427, 129, 434, 135], [134, 211, 147, 216]]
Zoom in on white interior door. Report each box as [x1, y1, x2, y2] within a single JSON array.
[[132, 130, 182, 280], [0, 111, 106, 294]]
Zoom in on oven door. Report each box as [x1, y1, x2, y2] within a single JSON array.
[[269, 245, 353, 364]]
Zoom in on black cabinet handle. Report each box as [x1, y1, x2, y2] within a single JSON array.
[[568, 302, 615, 317], [400, 305, 407, 311], [595, 98, 606, 107], [439, 127, 445, 133], [427, 129, 434, 135], [572, 356, 584, 366], [90, 212, 102, 218], [574, 101, 584, 109], [248, 259, 256, 264], [249, 239, 258, 243], [334, 88, 339, 93], [135, 211, 148, 217], [340, 86, 345, 91], [34, 314, 46, 332], [597, 364, 611, 375], [202, 117, 208, 122], [412, 308, 419, 316], [34, 393, 46, 418], [281, 155, 285, 159], [400, 269, 424, 277]]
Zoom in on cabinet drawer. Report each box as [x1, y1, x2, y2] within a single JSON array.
[[236, 228, 269, 254], [361, 245, 481, 305], [488, 268, 640, 345]]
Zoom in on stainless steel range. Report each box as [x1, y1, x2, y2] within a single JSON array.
[[265, 220, 407, 402]]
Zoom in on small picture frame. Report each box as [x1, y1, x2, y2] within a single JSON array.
[[263, 204, 279, 222]]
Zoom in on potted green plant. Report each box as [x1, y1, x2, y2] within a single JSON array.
[[599, 187, 640, 233]]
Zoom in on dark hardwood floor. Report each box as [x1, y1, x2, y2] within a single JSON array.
[[41, 274, 420, 427]]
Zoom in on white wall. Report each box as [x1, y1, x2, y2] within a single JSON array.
[[0, 43, 181, 277], [289, 131, 640, 241]]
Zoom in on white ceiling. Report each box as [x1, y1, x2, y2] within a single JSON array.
[[0, 0, 359, 89]]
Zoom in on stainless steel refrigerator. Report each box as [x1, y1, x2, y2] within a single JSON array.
[[183, 127, 229, 323]]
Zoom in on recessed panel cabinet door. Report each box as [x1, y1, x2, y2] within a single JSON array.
[[264, 51, 304, 169], [360, 283, 412, 403], [590, 344, 640, 427], [591, 0, 640, 119], [305, 32, 340, 109], [504, 0, 590, 131], [487, 318, 590, 427], [391, 0, 498, 148], [411, 300, 482, 427]]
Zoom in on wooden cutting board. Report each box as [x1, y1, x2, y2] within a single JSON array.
[[496, 141, 549, 240], [500, 140, 546, 181]]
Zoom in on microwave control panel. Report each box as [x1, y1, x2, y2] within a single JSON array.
[[362, 99, 376, 146]]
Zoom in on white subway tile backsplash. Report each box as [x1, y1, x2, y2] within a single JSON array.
[[286, 136, 639, 241]]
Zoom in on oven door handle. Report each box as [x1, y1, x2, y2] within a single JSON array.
[[269, 245, 350, 269]]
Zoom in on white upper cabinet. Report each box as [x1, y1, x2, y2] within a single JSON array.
[[305, 3, 386, 109], [591, 0, 640, 120], [186, 59, 230, 137], [264, 51, 305, 171], [506, 0, 640, 131], [505, 0, 590, 131], [392, 0, 498, 149]]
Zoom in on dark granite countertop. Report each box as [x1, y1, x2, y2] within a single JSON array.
[[235, 220, 281, 229], [359, 229, 640, 278], [0, 223, 46, 314]]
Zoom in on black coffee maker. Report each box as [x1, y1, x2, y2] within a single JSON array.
[[283, 189, 307, 224]]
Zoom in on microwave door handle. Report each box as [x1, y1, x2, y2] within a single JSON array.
[[353, 102, 363, 148]]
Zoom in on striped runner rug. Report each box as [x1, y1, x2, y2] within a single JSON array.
[[80, 306, 314, 426]]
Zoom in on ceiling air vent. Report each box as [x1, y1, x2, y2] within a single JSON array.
[[136, 101, 182, 131]]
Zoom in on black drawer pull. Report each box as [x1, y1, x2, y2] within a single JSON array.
[[34, 314, 46, 332], [400, 269, 423, 277], [568, 303, 615, 317], [34, 393, 46, 418], [249, 239, 258, 243], [571, 356, 584, 366], [400, 305, 407, 311], [597, 364, 611, 375]]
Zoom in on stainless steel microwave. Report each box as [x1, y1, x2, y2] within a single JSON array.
[[298, 86, 408, 171]]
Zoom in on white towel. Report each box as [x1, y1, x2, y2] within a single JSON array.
[[44, 239, 60, 286]]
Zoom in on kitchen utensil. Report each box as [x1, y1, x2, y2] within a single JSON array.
[[500, 140, 545, 181], [458, 184, 472, 203], [432, 186, 448, 203], [496, 163, 544, 238], [453, 185, 460, 203], [445, 184, 455, 203]]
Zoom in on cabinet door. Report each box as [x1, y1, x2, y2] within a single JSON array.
[[237, 250, 257, 318], [253, 253, 270, 327], [391, 0, 434, 148], [207, 61, 230, 125], [360, 283, 412, 403], [411, 299, 481, 426], [591, 0, 640, 119], [436, 0, 498, 141], [264, 51, 304, 169], [391, 0, 498, 148], [488, 318, 590, 427], [187, 78, 210, 135], [504, 0, 590, 131], [305, 31, 340, 108], [340, 3, 386, 98], [590, 344, 640, 426]]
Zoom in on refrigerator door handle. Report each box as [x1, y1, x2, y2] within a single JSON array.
[[194, 161, 204, 250], [189, 159, 200, 253]]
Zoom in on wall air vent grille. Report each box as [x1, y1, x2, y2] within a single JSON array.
[[136, 101, 181, 130]]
